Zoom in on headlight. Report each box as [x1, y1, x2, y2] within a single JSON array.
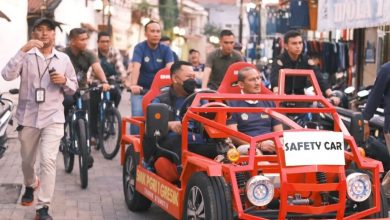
[[346, 172, 371, 202], [246, 175, 274, 206], [227, 148, 240, 163]]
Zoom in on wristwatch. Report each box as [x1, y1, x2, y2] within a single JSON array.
[[101, 80, 108, 84]]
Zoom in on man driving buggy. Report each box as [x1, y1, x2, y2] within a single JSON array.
[[227, 67, 283, 155], [144, 61, 219, 177]]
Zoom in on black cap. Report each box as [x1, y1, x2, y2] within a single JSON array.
[[189, 49, 199, 54], [32, 18, 56, 30]]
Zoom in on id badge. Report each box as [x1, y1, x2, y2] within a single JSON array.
[[35, 88, 45, 103]]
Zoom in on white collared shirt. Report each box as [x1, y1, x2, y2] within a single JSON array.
[[2, 48, 78, 128]]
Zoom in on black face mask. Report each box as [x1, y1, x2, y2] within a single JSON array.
[[182, 78, 197, 94]]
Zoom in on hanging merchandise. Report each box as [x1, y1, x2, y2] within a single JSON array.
[[247, 41, 257, 60], [266, 7, 277, 35], [308, 0, 318, 30], [305, 40, 354, 76], [247, 8, 260, 37], [290, 0, 310, 29], [264, 39, 274, 59], [276, 8, 290, 34]]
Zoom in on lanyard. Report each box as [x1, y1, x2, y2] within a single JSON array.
[[35, 54, 53, 88]]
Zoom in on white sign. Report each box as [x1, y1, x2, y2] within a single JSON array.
[[318, 0, 390, 31], [283, 131, 345, 166]]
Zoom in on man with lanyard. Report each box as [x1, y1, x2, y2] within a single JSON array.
[[64, 28, 110, 166], [227, 67, 283, 155], [128, 20, 174, 134], [2, 18, 78, 220], [202, 29, 244, 90], [270, 30, 340, 105], [95, 31, 127, 107]]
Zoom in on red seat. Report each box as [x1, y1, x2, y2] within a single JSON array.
[[142, 68, 172, 114], [120, 68, 171, 165], [218, 61, 272, 94], [140, 68, 180, 182]]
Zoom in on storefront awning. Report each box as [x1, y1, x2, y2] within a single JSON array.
[[317, 0, 390, 31]]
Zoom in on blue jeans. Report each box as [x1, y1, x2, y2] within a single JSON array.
[[130, 94, 143, 134]]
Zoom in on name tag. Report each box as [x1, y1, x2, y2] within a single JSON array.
[[35, 88, 45, 103]]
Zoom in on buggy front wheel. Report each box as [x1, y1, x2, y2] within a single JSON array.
[[183, 172, 233, 220]]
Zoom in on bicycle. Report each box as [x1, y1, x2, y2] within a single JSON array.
[[60, 87, 96, 189], [95, 81, 122, 159]]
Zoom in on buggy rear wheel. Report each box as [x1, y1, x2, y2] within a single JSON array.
[[123, 145, 151, 211]]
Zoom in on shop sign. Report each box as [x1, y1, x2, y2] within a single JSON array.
[[318, 0, 390, 31]]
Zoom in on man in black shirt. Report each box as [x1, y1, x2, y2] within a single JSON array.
[[270, 30, 340, 105]]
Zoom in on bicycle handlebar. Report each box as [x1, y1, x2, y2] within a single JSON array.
[[126, 88, 149, 95]]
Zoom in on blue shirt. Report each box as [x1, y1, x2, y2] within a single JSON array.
[[227, 100, 280, 137], [132, 41, 174, 89]]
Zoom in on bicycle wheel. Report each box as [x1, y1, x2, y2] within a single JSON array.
[[76, 118, 88, 189], [62, 121, 74, 173], [100, 107, 122, 160]]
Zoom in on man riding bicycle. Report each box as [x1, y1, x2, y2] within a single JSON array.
[[64, 28, 110, 167], [94, 31, 127, 107]]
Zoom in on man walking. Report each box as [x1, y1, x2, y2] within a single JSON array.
[[202, 29, 244, 90], [1, 18, 78, 220]]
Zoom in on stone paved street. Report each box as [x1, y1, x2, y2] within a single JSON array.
[[0, 91, 173, 220]]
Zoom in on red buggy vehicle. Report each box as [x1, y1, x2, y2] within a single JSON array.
[[120, 65, 388, 219]]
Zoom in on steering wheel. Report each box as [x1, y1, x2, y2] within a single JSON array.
[[178, 89, 217, 120], [198, 102, 232, 121]]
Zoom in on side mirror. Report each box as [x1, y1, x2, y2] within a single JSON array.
[[344, 86, 355, 95], [357, 90, 369, 98], [145, 103, 169, 139]]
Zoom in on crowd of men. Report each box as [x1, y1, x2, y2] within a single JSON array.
[[2, 16, 390, 220]]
